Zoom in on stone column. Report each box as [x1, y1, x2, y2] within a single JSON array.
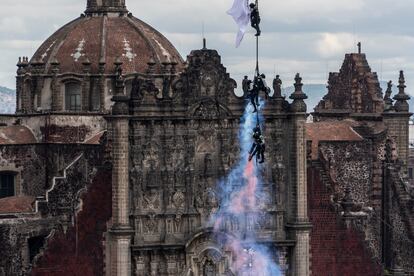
[[107, 59, 133, 276], [287, 74, 312, 276]]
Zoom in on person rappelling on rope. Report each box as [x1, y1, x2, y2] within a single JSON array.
[[248, 123, 265, 163], [227, 0, 262, 47], [245, 73, 271, 113], [249, 2, 261, 36]]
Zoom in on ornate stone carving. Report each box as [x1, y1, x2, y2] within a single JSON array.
[[144, 214, 158, 234], [172, 190, 185, 210], [195, 187, 219, 215], [143, 190, 161, 211]]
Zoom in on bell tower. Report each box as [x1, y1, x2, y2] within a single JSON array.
[[85, 0, 128, 15]]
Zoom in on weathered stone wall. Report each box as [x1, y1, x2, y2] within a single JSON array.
[[31, 168, 112, 276], [319, 141, 372, 204], [0, 218, 56, 276], [0, 144, 102, 197], [0, 145, 47, 197], [0, 115, 106, 143], [0, 143, 105, 275]]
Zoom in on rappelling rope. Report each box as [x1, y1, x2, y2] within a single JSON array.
[[255, 0, 260, 77], [254, 0, 260, 126]]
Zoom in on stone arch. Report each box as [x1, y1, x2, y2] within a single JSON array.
[[60, 77, 83, 112], [185, 230, 236, 276], [188, 97, 233, 119]]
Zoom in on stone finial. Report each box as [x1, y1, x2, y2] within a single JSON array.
[[161, 55, 171, 74], [393, 70, 410, 112], [20, 56, 29, 67], [384, 80, 394, 112], [16, 57, 24, 75], [82, 56, 91, 73], [170, 57, 178, 74], [146, 57, 156, 74], [99, 57, 106, 73], [50, 57, 60, 67], [357, 42, 361, 54], [114, 56, 123, 67], [289, 73, 308, 112], [82, 56, 91, 66]]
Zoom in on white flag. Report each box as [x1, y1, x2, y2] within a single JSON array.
[[227, 0, 250, 47]]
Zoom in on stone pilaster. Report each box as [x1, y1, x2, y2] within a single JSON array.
[[106, 59, 132, 276], [288, 73, 311, 276], [99, 58, 106, 112], [50, 58, 62, 111], [31, 58, 45, 111], [82, 57, 92, 111], [383, 71, 412, 168], [16, 57, 25, 113]]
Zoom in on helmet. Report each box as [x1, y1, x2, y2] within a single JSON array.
[[249, 3, 255, 8], [260, 73, 266, 78]]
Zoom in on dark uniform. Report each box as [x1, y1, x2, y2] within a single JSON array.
[[250, 3, 261, 36], [256, 74, 271, 97], [249, 77, 260, 113], [248, 125, 265, 163]]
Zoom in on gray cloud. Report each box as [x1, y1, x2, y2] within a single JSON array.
[[0, 0, 413, 98]]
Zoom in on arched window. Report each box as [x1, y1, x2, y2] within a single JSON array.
[[65, 82, 82, 111], [0, 172, 15, 198], [203, 260, 216, 276]]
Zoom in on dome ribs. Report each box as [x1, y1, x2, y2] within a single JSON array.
[[29, 13, 184, 76]]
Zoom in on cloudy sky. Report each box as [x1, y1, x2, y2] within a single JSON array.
[[1, 0, 414, 95]]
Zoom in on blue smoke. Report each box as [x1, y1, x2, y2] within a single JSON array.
[[212, 98, 282, 276]]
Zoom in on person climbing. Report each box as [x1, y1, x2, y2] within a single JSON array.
[[257, 73, 271, 97], [249, 3, 261, 36], [248, 124, 265, 163], [248, 76, 260, 113]]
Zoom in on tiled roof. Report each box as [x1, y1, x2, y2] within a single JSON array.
[[306, 120, 363, 159], [0, 126, 36, 145], [84, 131, 105, 145], [0, 196, 35, 214]]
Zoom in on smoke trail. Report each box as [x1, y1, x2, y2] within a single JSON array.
[[212, 99, 282, 276]]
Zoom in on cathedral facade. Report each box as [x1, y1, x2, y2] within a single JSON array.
[[0, 1, 413, 276]]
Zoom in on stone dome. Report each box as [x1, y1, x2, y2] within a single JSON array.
[[31, 1, 184, 75]]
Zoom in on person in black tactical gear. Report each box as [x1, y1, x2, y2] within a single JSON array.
[[256, 73, 271, 97], [248, 124, 265, 163], [249, 3, 261, 36], [248, 76, 260, 113]]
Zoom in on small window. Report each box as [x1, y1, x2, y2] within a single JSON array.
[[0, 172, 15, 198], [65, 82, 82, 111]]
